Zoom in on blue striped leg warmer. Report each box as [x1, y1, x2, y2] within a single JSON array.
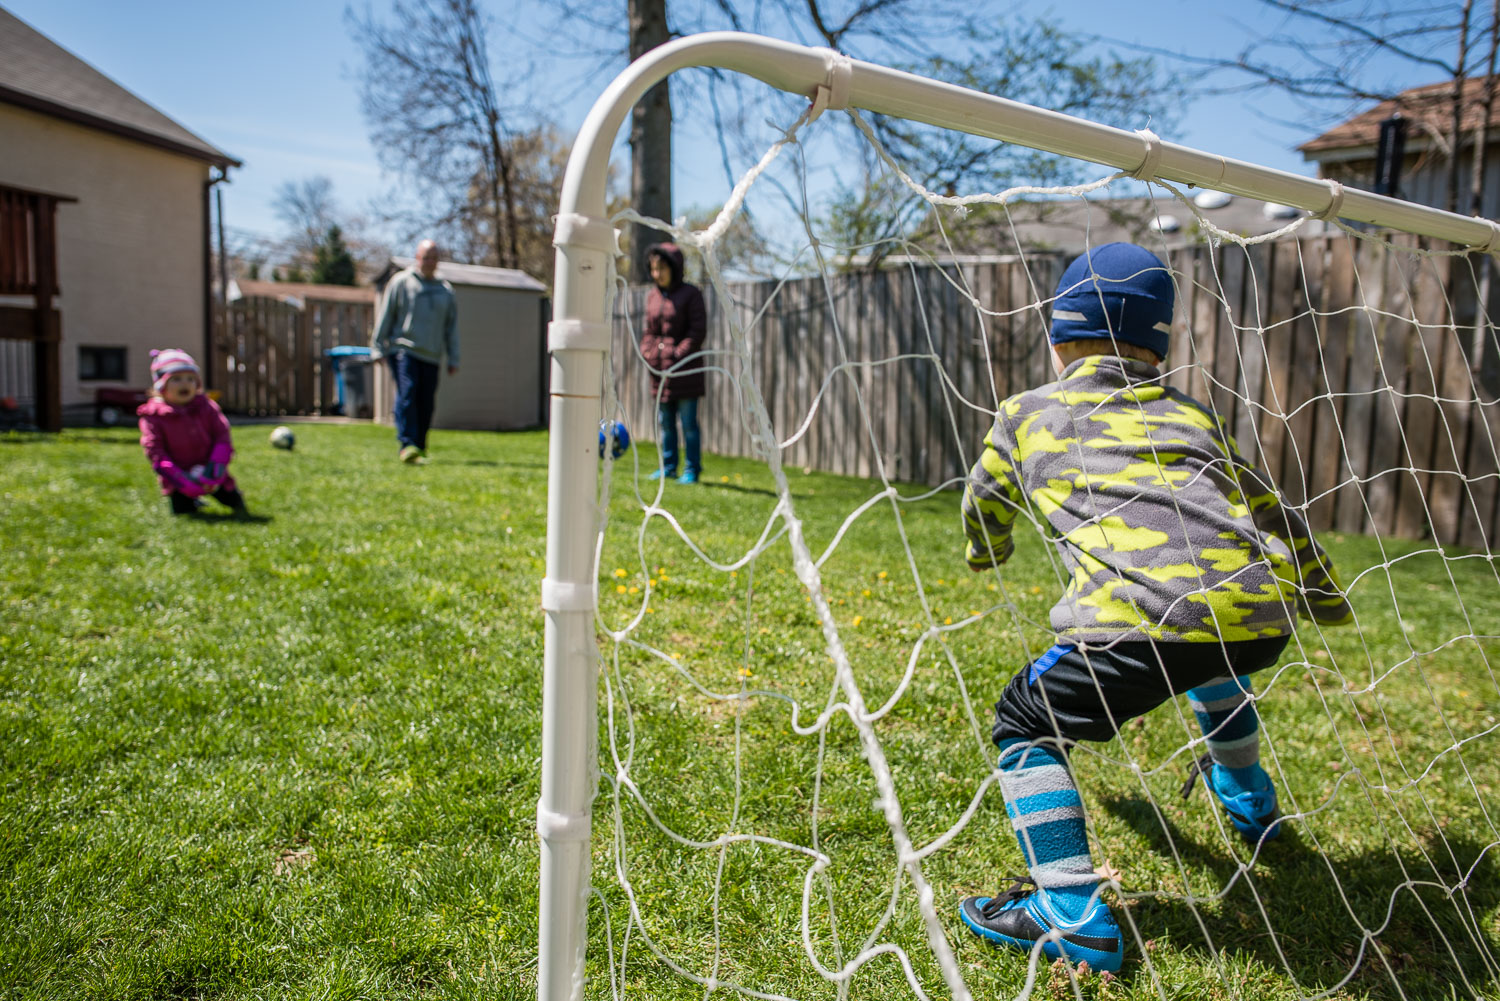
[[1187, 674, 1265, 795], [996, 739, 1097, 920]]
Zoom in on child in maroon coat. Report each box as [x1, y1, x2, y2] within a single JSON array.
[[137, 349, 247, 515], [639, 243, 708, 483]]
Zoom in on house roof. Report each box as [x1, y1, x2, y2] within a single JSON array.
[[228, 279, 376, 306], [925, 192, 1328, 259], [380, 257, 546, 292], [0, 7, 239, 168], [1300, 76, 1500, 158]]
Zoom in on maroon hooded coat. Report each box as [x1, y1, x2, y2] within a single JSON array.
[[639, 244, 708, 402]]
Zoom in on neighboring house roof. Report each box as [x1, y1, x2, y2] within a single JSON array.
[[0, 6, 240, 168], [378, 257, 546, 292], [916, 193, 1327, 260], [1300, 76, 1500, 161], [228, 279, 376, 306]]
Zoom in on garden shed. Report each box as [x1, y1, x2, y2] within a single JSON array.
[[370, 257, 548, 431]]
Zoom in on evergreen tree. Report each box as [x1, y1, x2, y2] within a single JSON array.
[[311, 225, 358, 286]]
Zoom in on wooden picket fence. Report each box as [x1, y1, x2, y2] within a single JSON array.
[[611, 234, 1500, 549], [214, 296, 375, 416]]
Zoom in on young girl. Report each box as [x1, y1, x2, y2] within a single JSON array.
[[137, 349, 246, 515]]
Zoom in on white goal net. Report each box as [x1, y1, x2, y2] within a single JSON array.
[[542, 33, 1500, 1001]]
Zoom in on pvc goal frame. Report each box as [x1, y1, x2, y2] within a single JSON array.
[[539, 31, 1500, 1001]]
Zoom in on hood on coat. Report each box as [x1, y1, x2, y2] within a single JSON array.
[[647, 242, 685, 288]]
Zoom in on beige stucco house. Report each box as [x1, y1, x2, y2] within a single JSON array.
[[370, 258, 548, 431], [0, 6, 238, 427]]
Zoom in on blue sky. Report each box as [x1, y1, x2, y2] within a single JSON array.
[[6, 0, 1437, 254]]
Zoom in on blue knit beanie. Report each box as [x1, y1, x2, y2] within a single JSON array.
[[1050, 243, 1175, 359]]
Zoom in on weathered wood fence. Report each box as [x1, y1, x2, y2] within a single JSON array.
[[611, 234, 1500, 549], [215, 296, 375, 416]]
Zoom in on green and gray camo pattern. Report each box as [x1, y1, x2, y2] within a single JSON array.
[[962, 355, 1354, 644]]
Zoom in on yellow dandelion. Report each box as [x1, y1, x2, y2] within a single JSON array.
[[649, 578, 658, 586], [738, 667, 754, 678], [628, 586, 639, 594], [944, 616, 953, 625], [937, 578, 945, 586], [862, 589, 871, 597], [730, 570, 738, 578], [852, 616, 863, 627], [646, 607, 655, 614], [614, 568, 627, 578], [721, 475, 730, 483], [1029, 585, 1043, 595], [616, 584, 627, 594], [877, 571, 888, 579]]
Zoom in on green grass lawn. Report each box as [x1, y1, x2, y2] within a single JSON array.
[[2, 423, 1496, 1000]]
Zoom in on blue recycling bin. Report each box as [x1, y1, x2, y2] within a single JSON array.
[[326, 345, 375, 417]]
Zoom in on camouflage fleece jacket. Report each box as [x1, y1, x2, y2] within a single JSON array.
[[961, 355, 1353, 644]]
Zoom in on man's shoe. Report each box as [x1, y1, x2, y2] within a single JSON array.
[[648, 468, 675, 481], [1181, 753, 1281, 843], [677, 470, 699, 485], [400, 445, 421, 464], [959, 877, 1123, 972]]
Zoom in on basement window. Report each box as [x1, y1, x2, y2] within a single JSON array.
[[79, 346, 127, 381]]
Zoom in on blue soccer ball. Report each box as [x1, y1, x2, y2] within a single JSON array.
[[599, 419, 630, 459]]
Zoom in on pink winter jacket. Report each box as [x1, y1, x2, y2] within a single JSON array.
[[138, 394, 235, 496]]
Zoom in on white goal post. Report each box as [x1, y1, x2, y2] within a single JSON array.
[[540, 31, 1500, 1001]]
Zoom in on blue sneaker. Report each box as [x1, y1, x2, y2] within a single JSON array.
[[959, 877, 1123, 972], [677, 470, 699, 485], [1181, 753, 1281, 843], [648, 468, 676, 482]]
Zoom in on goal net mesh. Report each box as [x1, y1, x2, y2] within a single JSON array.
[[583, 101, 1500, 1001]]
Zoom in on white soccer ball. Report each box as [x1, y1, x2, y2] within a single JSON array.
[[269, 425, 295, 450]]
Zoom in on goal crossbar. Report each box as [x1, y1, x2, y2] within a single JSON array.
[[540, 30, 1500, 1001]]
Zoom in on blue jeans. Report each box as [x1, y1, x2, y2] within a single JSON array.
[[657, 397, 701, 477], [388, 352, 440, 450]]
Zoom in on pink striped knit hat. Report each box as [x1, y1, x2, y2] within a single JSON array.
[[150, 348, 200, 393]]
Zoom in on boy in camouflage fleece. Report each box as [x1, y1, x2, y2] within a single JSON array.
[[956, 243, 1353, 971]]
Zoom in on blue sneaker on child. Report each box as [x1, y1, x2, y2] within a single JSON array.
[[959, 877, 1123, 972], [648, 468, 675, 481], [1181, 753, 1281, 843]]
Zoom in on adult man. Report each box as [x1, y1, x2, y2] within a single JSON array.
[[372, 239, 459, 463]]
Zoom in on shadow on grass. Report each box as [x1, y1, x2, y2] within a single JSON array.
[[1099, 794, 1500, 998], [189, 511, 274, 526], [696, 481, 778, 498]]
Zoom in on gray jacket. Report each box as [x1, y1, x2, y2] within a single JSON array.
[[962, 355, 1352, 643], [373, 269, 459, 367]]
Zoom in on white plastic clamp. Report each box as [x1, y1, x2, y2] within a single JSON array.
[[1315, 179, 1345, 222], [553, 213, 620, 256], [821, 50, 853, 111], [1132, 128, 1163, 182], [1471, 219, 1500, 256], [537, 803, 592, 842], [548, 319, 612, 353], [541, 577, 596, 613]]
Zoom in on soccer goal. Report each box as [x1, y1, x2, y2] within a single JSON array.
[[542, 32, 1500, 1001]]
